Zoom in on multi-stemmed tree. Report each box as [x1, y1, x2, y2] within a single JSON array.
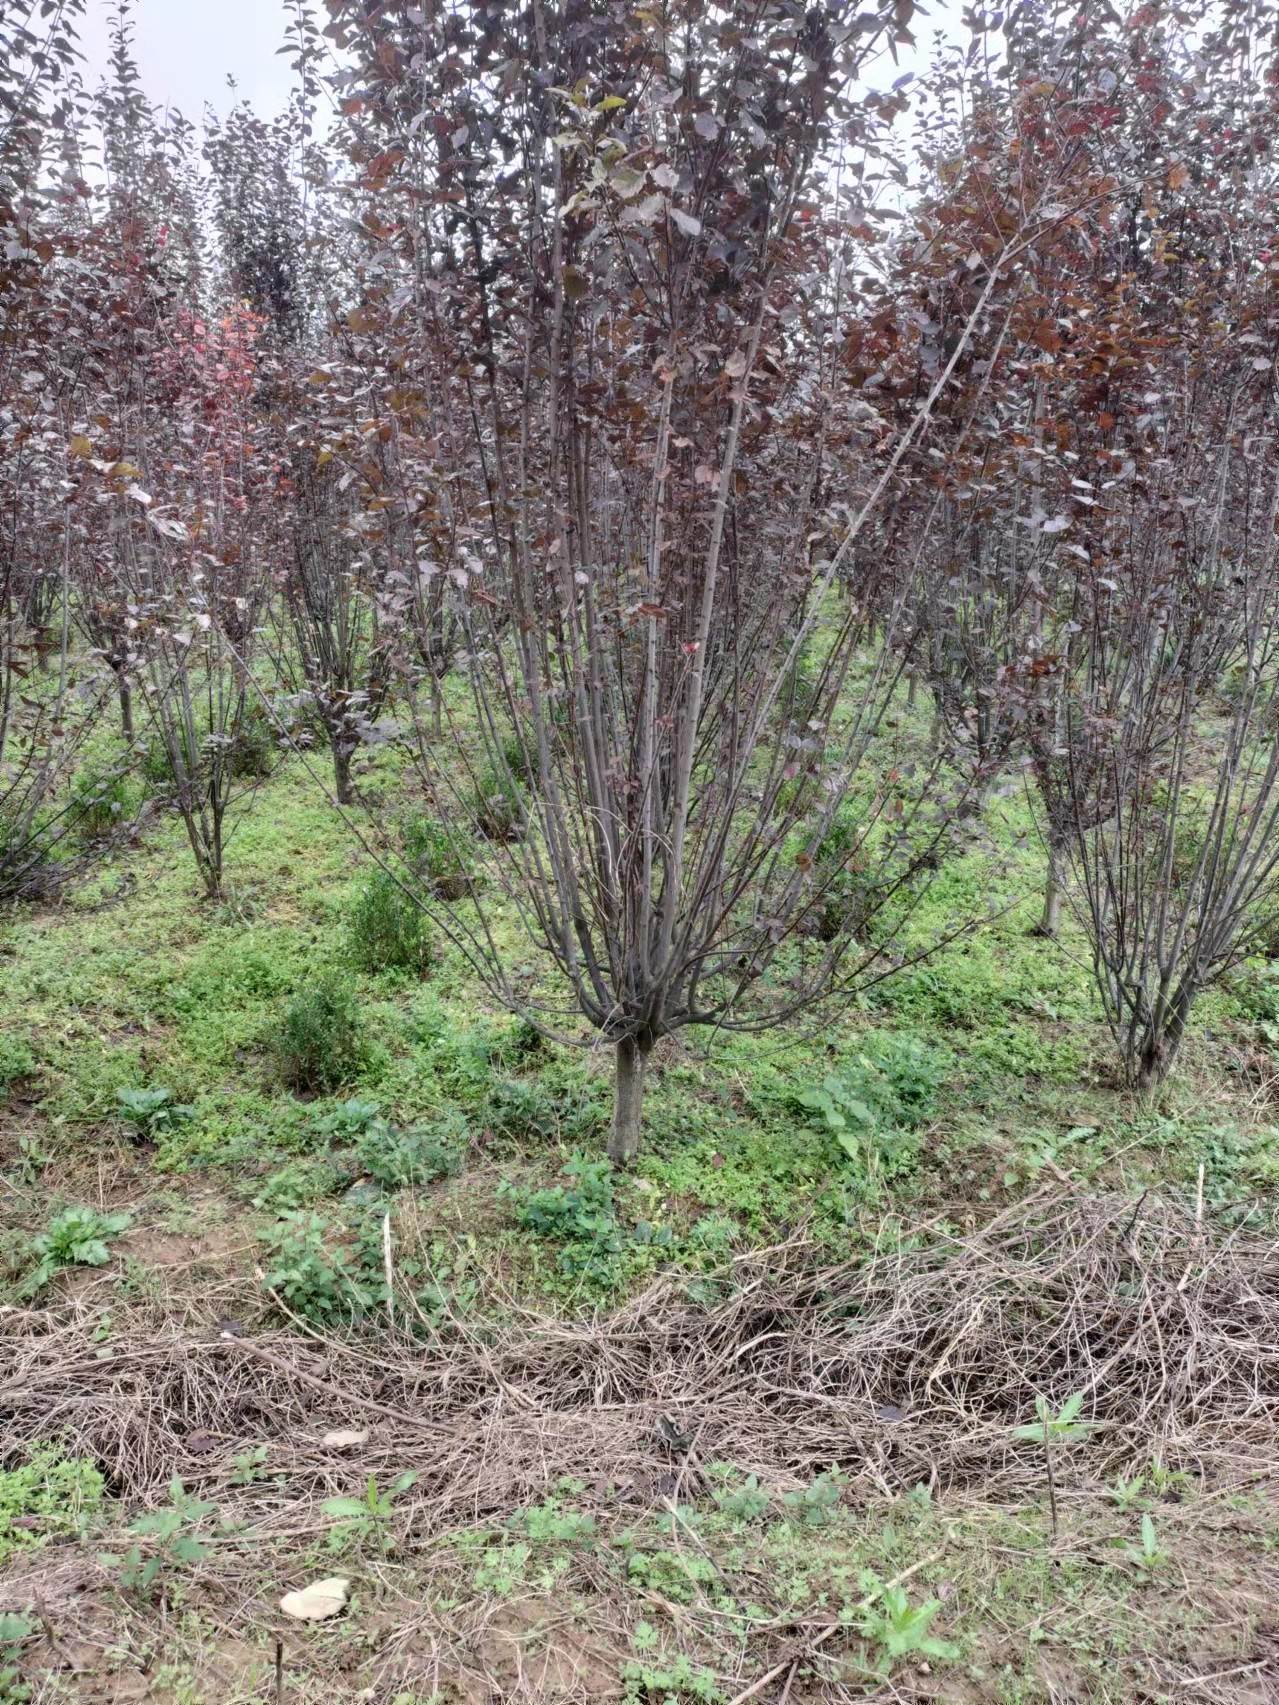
[[317, 0, 1078, 1157]]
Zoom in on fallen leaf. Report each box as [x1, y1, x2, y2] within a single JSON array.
[[279, 1577, 350, 1622]]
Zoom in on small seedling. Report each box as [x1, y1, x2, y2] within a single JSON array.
[[1012, 1391, 1099, 1539], [101, 1478, 216, 1600], [230, 1445, 270, 1486], [323, 1471, 417, 1554], [1109, 1472, 1147, 1511], [859, 1585, 958, 1672], [1116, 1512, 1168, 1575]]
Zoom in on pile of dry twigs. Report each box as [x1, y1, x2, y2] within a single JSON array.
[[3, 1182, 1276, 1521]]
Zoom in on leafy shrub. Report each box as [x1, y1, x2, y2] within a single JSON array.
[[349, 871, 432, 973], [473, 766, 525, 841], [354, 1114, 466, 1191], [71, 758, 134, 839], [227, 701, 276, 778], [0, 1447, 105, 1565], [404, 814, 473, 901], [19, 1206, 131, 1298], [275, 978, 365, 1091]]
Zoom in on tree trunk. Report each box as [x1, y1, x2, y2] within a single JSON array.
[[1134, 984, 1196, 1092], [333, 743, 354, 806], [117, 674, 134, 742], [431, 674, 443, 738], [607, 1035, 649, 1164], [1034, 837, 1065, 938]]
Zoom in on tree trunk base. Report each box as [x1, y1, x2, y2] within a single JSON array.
[[607, 1036, 649, 1164]]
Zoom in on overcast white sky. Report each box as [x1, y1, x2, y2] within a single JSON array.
[[72, 0, 968, 124], [74, 0, 304, 121]]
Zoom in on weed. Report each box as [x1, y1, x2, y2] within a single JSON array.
[[0, 1614, 33, 1705], [479, 1073, 563, 1142], [115, 1086, 194, 1139], [795, 1035, 948, 1189], [625, 1547, 718, 1604], [782, 1467, 848, 1526], [71, 757, 135, 840], [101, 1478, 216, 1600], [261, 1211, 372, 1323], [323, 1471, 417, 1555], [0, 1447, 105, 1565], [230, 1445, 270, 1485], [859, 1583, 959, 1672], [1109, 1473, 1148, 1511], [354, 1113, 465, 1191], [621, 1651, 722, 1702], [1115, 1513, 1169, 1576], [275, 978, 365, 1091], [707, 1465, 770, 1523], [349, 870, 432, 973], [19, 1205, 131, 1298], [473, 766, 525, 841], [7, 1133, 49, 1186], [313, 1097, 383, 1138], [249, 1158, 342, 1211], [515, 1486, 596, 1545], [0, 1035, 35, 1094], [500, 1154, 622, 1281], [228, 701, 276, 779]]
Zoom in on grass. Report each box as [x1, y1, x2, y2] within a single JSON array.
[[3, 745, 1279, 1699]]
